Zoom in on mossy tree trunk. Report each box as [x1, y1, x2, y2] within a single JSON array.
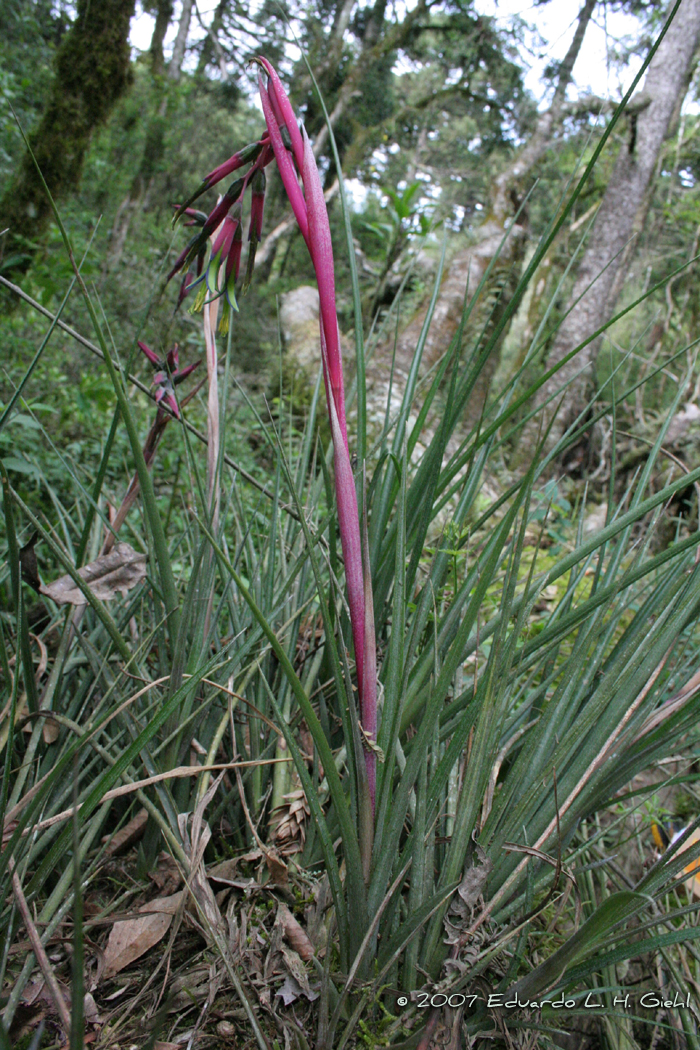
[[149, 0, 175, 76], [0, 0, 136, 273], [106, 1, 193, 272]]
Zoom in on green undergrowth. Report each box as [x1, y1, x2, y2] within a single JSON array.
[[3, 54, 700, 1050]]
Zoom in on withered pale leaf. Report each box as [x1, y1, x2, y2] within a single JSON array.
[[265, 848, 288, 886], [41, 543, 147, 606], [102, 891, 183, 978], [83, 991, 102, 1024], [275, 973, 303, 1006], [280, 944, 318, 1001]]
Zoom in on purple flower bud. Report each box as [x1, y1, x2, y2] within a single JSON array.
[[167, 235, 200, 283], [203, 138, 267, 190], [138, 340, 161, 367], [210, 215, 237, 264], [166, 344, 179, 372], [140, 344, 200, 418], [177, 272, 194, 310], [172, 360, 200, 384], [249, 168, 266, 243], [173, 140, 267, 221], [226, 222, 243, 284], [201, 178, 244, 239]]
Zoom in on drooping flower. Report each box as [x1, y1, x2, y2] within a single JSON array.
[[168, 60, 378, 808], [252, 58, 377, 806], [243, 167, 266, 291], [137, 341, 200, 419], [174, 137, 269, 222]]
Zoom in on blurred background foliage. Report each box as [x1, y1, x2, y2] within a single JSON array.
[[3, 0, 700, 456]]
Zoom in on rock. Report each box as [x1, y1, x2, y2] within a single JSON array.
[[280, 286, 320, 373], [665, 403, 700, 446], [584, 503, 608, 536]]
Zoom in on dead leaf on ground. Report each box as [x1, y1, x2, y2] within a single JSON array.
[[103, 808, 148, 857], [19, 974, 70, 1017], [207, 857, 239, 884], [277, 902, 314, 962], [276, 973, 305, 1006], [280, 944, 318, 1001], [83, 991, 102, 1024], [41, 543, 147, 606], [264, 848, 288, 886], [20, 978, 47, 1007], [149, 850, 183, 895], [102, 891, 183, 979], [19, 532, 41, 592]]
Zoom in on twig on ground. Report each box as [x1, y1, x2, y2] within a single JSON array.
[[9, 858, 72, 1033]]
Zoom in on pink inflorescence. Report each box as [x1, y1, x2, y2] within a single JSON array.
[[168, 58, 378, 808], [137, 341, 199, 419]]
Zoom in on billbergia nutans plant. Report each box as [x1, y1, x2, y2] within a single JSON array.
[[4, 22, 700, 1048], [169, 59, 379, 824]]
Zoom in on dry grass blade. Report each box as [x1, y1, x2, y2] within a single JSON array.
[[176, 773, 272, 1050], [634, 664, 700, 741], [13, 758, 291, 837], [9, 858, 71, 1033]]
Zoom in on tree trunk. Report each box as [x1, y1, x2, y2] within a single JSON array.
[[365, 0, 597, 436], [0, 0, 136, 274], [195, 0, 229, 78], [169, 0, 194, 80], [538, 0, 700, 451], [105, 94, 170, 272], [150, 0, 174, 76]]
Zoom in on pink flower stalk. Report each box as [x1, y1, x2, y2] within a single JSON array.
[[254, 58, 377, 806], [167, 59, 378, 807], [138, 340, 200, 419]]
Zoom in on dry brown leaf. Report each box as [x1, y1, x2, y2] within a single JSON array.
[[141, 892, 184, 915], [18, 974, 70, 1017], [149, 851, 183, 895], [19, 532, 41, 592], [20, 977, 47, 1006], [276, 973, 304, 1006], [102, 891, 183, 979], [264, 848, 288, 886], [41, 543, 147, 606], [277, 902, 314, 962], [207, 857, 239, 884], [153, 1042, 181, 1050], [42, 715, 59, 745], [103, 808, 148, 857]]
